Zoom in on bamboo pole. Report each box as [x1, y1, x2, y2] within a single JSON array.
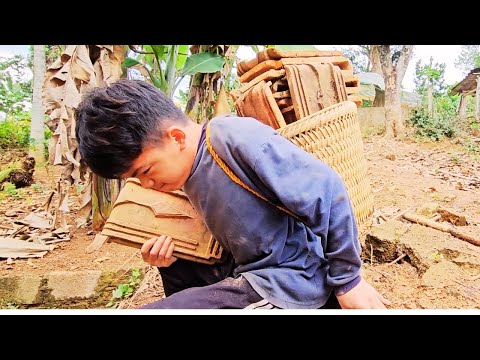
[[403, 212, 480, 247]]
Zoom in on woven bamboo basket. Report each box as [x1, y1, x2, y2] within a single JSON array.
[[277, 101, 374, 224]]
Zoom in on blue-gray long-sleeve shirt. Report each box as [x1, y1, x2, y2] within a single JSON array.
[[183, 115, 362, 309]]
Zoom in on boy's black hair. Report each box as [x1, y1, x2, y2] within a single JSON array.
[[75, 79, 189, 179]]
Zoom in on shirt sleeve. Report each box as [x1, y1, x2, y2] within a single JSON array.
[[251, 131, 363, 294]]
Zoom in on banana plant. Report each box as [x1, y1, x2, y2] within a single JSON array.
[[184, 45, 239, 123], [123, 45, 225, 98]]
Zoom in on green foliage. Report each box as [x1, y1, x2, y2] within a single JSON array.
[[0, 53, 51, 156], [464, 139, 480, 155], [408, 98, 457, 141], [361, 99, 372, 107], [455, 45, 480, 76], [0, 111, 52, 158], [0, 112, 31, 148], [175, 89, 189, 109], [0, 182, 19, 199], [31, 182, 43, 192], [0, 162, 19, 182], [123, 45, 225, 98], [107, 267, 142, 308], [414, 57, 446, 96], [180, 52, 225, 76], [0, 55, 32, 117], [430, 251, 444, 263]]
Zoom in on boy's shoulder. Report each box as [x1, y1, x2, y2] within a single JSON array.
[[209, 115, 279, 150], [210, 115, 277, 143]]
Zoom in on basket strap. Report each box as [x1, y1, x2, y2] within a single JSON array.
[[205, 122, 301, 221]]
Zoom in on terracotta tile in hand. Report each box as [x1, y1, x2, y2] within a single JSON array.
[[100, 178, 224, 264]]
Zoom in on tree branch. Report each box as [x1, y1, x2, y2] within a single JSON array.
[[378, 45, 391, 74], [396, 45, 414, 83]]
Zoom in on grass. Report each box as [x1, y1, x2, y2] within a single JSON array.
[[106, 267, 143, 308]]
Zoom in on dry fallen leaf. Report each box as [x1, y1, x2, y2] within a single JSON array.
[[17, 212, 53, 229]]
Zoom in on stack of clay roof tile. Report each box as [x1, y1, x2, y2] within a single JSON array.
[[232, 48, 360, 130]]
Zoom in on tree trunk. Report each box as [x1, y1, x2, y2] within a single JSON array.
[[29, 45, 46, 164], [428, 80, 434, 117], [370, 46, 382, 74], [379, 45, 414, 138], [90, 45, 128, 230], [92, 174, 124, 231], [384, 71, 402, 138]]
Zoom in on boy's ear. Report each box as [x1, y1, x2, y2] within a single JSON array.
[[166, 126, 187, 150]]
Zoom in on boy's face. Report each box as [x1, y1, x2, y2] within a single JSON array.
[[121, 126, 195, 192]]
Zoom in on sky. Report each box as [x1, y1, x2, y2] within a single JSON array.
[[0, 45, 468, 92]]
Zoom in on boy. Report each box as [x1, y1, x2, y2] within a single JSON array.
[[75, 79, 390, 309]]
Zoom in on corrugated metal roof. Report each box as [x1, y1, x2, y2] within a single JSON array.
[[450, 68, 480, 95], [357, 72, 385, 90]]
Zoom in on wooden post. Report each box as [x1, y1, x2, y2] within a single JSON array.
[[458, 93, 467, 121]]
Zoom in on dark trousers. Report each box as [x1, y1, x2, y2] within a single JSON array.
[[140, 253, 341, 309]]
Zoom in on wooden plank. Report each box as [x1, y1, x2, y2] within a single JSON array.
[[403, 212, 480, 247]]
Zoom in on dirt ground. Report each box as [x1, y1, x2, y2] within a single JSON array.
[[1, 134, 479, 310]]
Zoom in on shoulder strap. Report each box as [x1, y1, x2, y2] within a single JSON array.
[[205, 122, 301, 221]]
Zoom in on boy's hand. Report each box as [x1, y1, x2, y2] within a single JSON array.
[[141, 235, 177, 267], [336, 278, 391, 309]]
